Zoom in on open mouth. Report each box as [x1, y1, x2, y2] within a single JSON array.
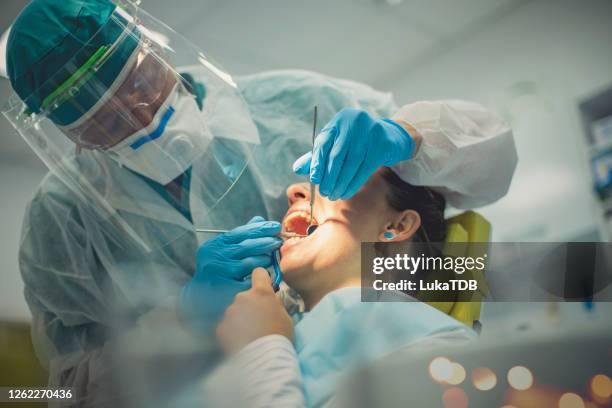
[[281, 210, 319, 252]]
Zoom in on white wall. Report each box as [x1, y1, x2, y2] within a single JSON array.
[[378, 0, 612, 241]]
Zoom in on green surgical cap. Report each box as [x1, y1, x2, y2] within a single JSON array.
[[6, 0, 139, 126]]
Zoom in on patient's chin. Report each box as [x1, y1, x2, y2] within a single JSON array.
[[279, 248, 318, 284], [279, 254, 308, 276]]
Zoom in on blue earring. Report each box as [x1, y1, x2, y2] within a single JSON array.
[[383, 231, 395, 240]]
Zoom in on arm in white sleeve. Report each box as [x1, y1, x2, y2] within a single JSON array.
[[19, 186, 222, 407], [391, 100, 518, 209], [204, 335, 306, 408]]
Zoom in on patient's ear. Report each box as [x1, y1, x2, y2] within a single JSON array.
[[378, 210, 421, 242]]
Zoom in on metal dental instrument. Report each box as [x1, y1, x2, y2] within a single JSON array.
[[194, 228, 291, 291], [306, 106, 318, 236], [195, 229, 307, 238]]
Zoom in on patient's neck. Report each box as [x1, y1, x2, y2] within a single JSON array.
[[297, 266, 361, 311]]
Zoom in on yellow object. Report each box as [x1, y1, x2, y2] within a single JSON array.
[[424, 211, 491, 328], [0, 322, 47, 408]]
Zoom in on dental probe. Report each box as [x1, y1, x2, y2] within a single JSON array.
[[194, 228, 288, 291], [307, 106, 318, 236], [195, 229, 307, 238]]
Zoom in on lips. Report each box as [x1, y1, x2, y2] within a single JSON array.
[[280, 209, 319, 256]]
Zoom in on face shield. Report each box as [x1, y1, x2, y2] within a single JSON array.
[[2, 1, 261, 252]]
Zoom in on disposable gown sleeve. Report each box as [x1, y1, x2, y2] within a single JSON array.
[[19, 180, 213, 406], [203, 335, 305, 407], [203, 329, 475, 408], [390, 100, 518, 209]]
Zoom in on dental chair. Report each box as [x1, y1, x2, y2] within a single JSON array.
[[422, 211, 491, 331]]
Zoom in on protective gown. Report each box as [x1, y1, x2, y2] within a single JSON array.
[[19, 69, 516, 406]]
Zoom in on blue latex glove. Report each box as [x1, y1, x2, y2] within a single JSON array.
[[293, 108, 415, 200], [180, 216, 282, 331]]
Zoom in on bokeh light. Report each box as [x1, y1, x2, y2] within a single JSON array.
[[472, 367, 497, 391], [447, 362, 467, 385], [590, 374, 611, 399], [429, 357, 453, 383], [507, 366, 534, 390], [442, 386, 469, 408], [558, 392, 585, 408]]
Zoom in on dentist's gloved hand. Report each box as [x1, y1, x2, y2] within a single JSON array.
[[293, 108, 415, 200], [180, 216, 283, 332]]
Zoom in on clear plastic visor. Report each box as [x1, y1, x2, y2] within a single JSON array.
[[62, 39, 173, 150], [2, 3, 261, 252]]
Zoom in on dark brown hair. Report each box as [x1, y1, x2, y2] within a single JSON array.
[[380, 167, 447, 243]]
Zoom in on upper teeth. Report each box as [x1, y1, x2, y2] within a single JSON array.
[[283, 210, 314, 230]]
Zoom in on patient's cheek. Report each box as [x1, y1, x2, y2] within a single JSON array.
[[334, 202, 381, 232]]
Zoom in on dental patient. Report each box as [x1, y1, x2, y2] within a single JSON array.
[[210, 168, 474, 407]]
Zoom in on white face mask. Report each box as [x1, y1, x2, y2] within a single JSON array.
[[107, 83, 211, 185]]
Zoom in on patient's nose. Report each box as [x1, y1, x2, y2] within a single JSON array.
[[287, 183, 310, 206]]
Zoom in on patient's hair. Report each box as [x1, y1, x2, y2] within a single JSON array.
[[380, 167, 446, 243], [375, 168, 447, 296]]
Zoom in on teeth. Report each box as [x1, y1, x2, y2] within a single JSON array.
[[284, 236, 306, 245], [283, 210, 317, 232], [284, 211, 309, 224]]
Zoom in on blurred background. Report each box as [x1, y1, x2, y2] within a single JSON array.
[[0, 0, 611, 394]]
